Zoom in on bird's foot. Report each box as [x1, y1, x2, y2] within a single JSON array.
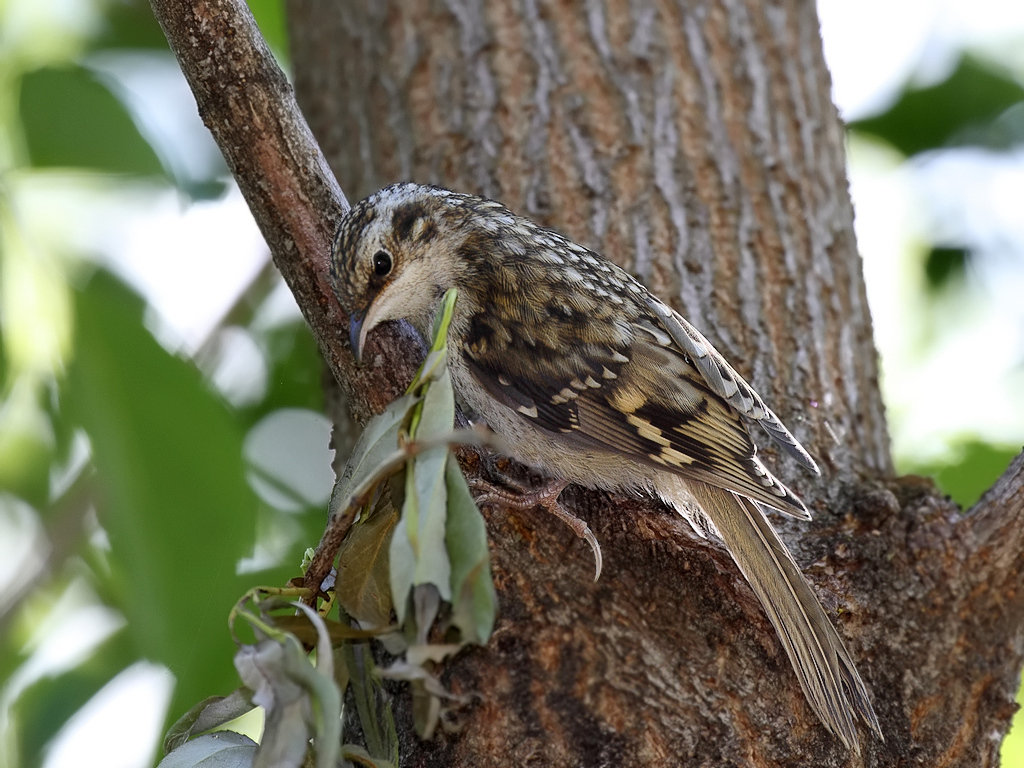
[[470, 476, 603, 581]]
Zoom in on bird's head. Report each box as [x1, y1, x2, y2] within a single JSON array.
[[330, 183, 477, 362]]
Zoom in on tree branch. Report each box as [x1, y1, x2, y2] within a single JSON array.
[[149, 0, 420, 421]]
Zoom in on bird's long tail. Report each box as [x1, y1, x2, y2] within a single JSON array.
[[686, 482, 882, 752]]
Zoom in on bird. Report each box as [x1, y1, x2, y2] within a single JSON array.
[[330, 181, 882, 751]]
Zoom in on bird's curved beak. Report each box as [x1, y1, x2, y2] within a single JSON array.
[[349, 309, 366, 364]]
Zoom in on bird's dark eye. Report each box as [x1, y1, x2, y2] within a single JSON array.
[[372, 250, 392, 277]]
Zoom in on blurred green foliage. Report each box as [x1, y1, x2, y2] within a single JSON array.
[[20, 65, 167, 176], [68, 271, 259, 719], [0, 0, 1021, 765], [912, 440, 1021, 509], [853, 56, 1024, 155], [848, 47, 1024, 766], [0, 1, 321, 766]]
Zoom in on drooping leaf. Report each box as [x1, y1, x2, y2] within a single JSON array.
[[444, 456, 496, 644], [233, 605, 340, 768], [341, 643, 399, 764], [389, 471, 417, 627], [328, 394, 419, 523], [339, 743, 397, 768], [389, 351, 456, 623], [378, 656, 466, 740], [408, 361, 455, 594]]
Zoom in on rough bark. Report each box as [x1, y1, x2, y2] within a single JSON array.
[[288, 0, 891, 485], [151, 0, 1024, 766]]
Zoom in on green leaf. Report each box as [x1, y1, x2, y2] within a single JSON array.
[[851, 56, 1024, 156], [389, 471, 417, 626], [904, 440, 1020, 508], [390, 360, 455, 623], [410, 364, 455, 589], [445, 456, 496, 644], [252, 323, 324, 417], [923, 246, 968, 292], [163, 691, 255, 754], [66, 271, 256, 722], [246, 1, 290, 67], [19, 65, 167, 176], [95, 0, 171, 50]]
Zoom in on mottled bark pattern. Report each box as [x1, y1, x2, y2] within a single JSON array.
[[150, 1, 1024, 766], [289, 0, 890, 483]]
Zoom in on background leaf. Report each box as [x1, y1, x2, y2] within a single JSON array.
[[851, 56, 1024, 156], [67, 271, 257, 722], [19, 65, 167, 176]]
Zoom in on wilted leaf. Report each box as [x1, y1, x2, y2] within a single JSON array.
[[342, 643, 399, 764], [340, 743, 397, 768], [336, 498, 398, 628], [378, 659, 468, 740], [234, 638, 312, 768], [271, 615, 382, 644], [233, 604, 341, 768]]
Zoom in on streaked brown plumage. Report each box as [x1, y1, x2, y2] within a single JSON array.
[[331, 182, 882, 751]]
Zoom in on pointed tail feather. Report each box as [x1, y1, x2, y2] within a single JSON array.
[[686, 482, 882, 751]]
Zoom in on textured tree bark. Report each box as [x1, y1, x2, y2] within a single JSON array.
[[288, 0, 891, 485], [152, 0, 1024, 766]]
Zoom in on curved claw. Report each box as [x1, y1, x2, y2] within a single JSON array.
[[538, 497, 603, 581], [579, 523, 603, 581], [469, 476, 604, 580]]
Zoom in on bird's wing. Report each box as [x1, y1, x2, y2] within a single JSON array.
[[462, 309, 811, 518], [643, 295, 820, 474]]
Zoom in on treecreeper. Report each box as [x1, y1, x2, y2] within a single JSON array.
[[330, 182, 883, 752]]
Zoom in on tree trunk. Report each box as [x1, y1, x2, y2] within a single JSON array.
[[152, 0, 1024, 766]]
